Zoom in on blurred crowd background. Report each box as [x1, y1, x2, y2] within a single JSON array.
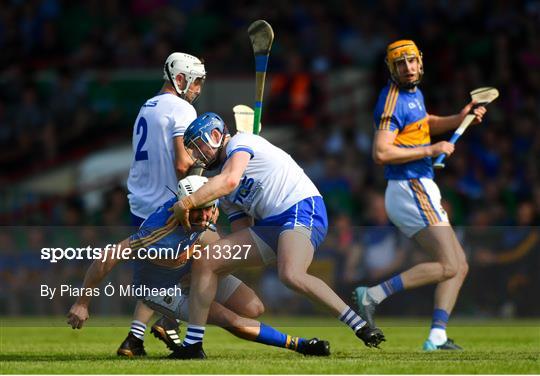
[[0, 0, 539, 318]]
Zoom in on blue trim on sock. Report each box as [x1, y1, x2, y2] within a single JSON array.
[[187, 327, 205, 334], [256, 323, 287, 347], [390, 274, 404, 293], [431, 308, 449, 329], [381, 281, 392, 296], [340, 308, 352, 321], [380, 274, 404, 298]]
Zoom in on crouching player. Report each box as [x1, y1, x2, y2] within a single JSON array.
[[67, 176, 330, 357], [170, 113, 385, 359]]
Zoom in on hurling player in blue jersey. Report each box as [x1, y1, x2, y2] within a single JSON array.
[[353, 40, 488, 351], [67, 176, 330, 357]]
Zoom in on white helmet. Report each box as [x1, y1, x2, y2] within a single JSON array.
[[177, 175, 216, 208], [163, 52, 206, 99]]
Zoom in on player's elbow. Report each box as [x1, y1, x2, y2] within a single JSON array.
[[223, 175, 240, 193], [372, 149, 387, 165], [175, 162, 190, 178]]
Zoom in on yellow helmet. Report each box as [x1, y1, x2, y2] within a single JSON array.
[[385, 40, 423, 88]]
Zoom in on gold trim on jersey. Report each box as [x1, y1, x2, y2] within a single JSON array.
[[378, 83, 399, 131], [129, 214, 179, 250]]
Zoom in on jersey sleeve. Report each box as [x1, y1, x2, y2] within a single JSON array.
[[128, 198, 178, 251], [219, 197, 247, 222], [225, 133, 255, 160], [171, 103, 197, 138], [373, 84, 401, 133]]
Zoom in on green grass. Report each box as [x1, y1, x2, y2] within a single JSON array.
[[1, 317, 539, 374]]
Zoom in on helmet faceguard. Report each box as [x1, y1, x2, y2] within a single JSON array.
[[385, 40, 423, 89], [177, 175, 218, 231], [163, 52, 206, 103], [183, 112, 229, 169]]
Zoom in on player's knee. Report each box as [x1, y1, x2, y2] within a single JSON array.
[[278, 268, 306, 292], [192, 257, 219, 274], [440, 261, 458, 280], [244, 298, 265, 318], [458, 259, 469, 278]]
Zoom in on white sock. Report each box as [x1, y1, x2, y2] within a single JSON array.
[[428, 328, 447, 346], [367, 285, 386, 304], [130, 320, 146, 341], [182, 324, 205, 346], [338, 306, 366, 332]]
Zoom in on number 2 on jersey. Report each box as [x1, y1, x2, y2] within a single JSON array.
[[135, 117, 148, 161]]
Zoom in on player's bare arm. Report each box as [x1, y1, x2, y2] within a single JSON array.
[[173, 151, 251, 229], [428, 101, 487, 136], [173, 136, 194, 178], [67, 239, 132, 329], [373, 129, 454, 165]]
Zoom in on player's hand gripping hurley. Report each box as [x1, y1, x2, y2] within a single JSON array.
[[433, 87, 499, 169], [248, 20, 274, 135]]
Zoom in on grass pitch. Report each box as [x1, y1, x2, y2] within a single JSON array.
[[1, 317, 539, 374]]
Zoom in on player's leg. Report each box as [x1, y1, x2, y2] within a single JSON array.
[[208, 301, 330, 356], [277, 230, 345, 314], [220, 279, 265, 318], [354, 179, 461, 329], [117, 214, 162, 357], [424, 227, 468, 350], [355, 225, 458, 320], [180, 228, 266, 350], [355, 227, 467, 349], [276, 230, 383, 347], [169, 276, 329, 358], [117, 300, 154, 357]]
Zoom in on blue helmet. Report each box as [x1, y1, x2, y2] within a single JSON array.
[[184, 112, 228, 168]]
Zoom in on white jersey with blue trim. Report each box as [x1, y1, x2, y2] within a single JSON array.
[[127, 93, 197, 219], [220, 133, 321, 221]]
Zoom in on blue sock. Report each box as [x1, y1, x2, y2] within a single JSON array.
[[368, 274, 404, 303], [182, 324, 205, 346], [431, 308, 449, 330], [256, 323, 306, 351]]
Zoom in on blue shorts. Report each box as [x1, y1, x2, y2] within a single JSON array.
[[131, 213, 145, 227], [250, 196, 328, 258]]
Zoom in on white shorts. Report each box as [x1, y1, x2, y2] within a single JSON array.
[[143, 274, 242, 321], [385, 178, 449, 238]]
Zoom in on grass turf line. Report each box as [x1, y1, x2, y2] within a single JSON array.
[[1, 317, 539, 374]]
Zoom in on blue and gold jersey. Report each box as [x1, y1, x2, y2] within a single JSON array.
[[129, 197, 203, 281], [374, 82, 433, 180]]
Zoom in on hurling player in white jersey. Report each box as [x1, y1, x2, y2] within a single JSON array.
[[122, 52, 206, 357], [167, 113, 385, 359]]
